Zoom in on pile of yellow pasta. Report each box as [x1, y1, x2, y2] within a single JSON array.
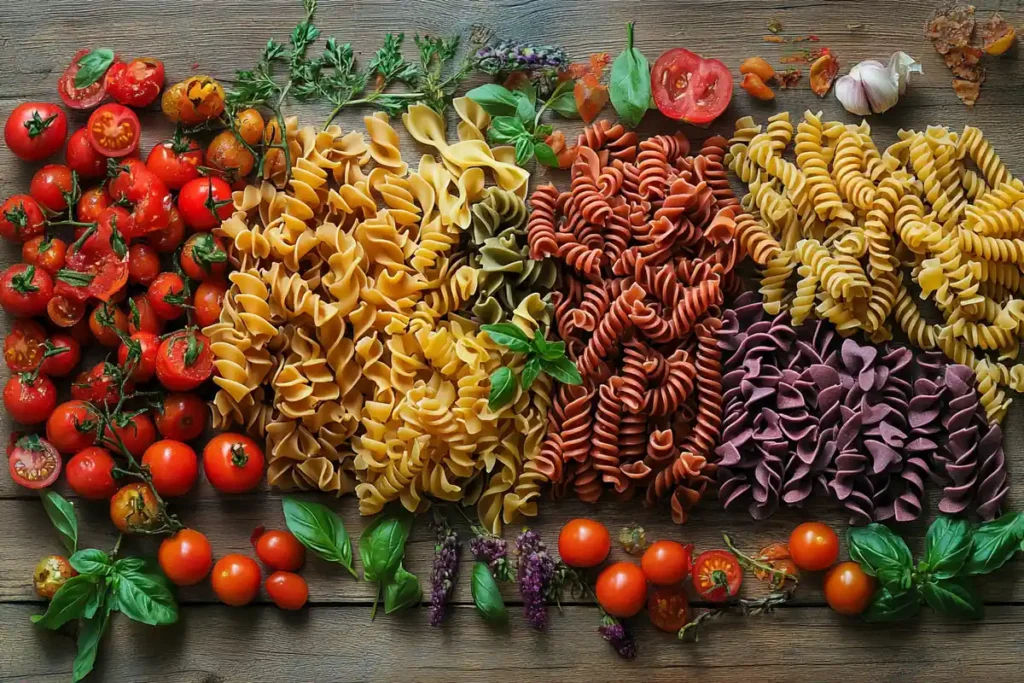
[[204, 101, 553, 533], [728, 111, 1024, 424]]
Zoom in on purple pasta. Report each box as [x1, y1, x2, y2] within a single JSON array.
[[714, 293, 1009, 523]]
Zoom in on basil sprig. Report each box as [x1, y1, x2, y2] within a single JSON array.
[[851, 512, 1024, 623], [359, 509, 421, 617], [609, 22, 651, 127], [40, 489, 78, 555], [73, 48, 116, 89], [282, 497, 356, 577], [481, 324, 582, 409], [471, 561, 508, 624]]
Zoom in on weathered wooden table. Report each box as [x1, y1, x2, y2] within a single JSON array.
[[2, 1, 1023, 681]]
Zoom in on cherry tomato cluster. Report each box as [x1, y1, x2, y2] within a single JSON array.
[[786, 521, 876, 616]]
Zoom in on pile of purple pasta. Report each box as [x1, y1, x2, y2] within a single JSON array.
[[714, 293, 1009, 524]]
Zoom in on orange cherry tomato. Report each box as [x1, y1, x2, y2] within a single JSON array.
[[824, 561, 876, 616], [557, 518, 611, 568], [211, 554, 261, 607], [789, 522, 840, 571], [595, 562, 647, 618], [265, 571, 309, 610], [159, 529, 213, 586], [641, 540, 694, 586], [109, 482, 160, 534], [741, 73, 775, 100]]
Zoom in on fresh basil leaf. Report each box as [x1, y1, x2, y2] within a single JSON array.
[[609, 23, 651, 128], [921, 578, 984, 620], [486, 116, 528, 145], [863, 585, 921, 622], [513, 91, 536, 130], [847, 524, 913, 586], [383, 564, 422, 614], [876, 565, 913, 592], [31, 575, 99, 630], [283, 497, 356, 576], [481, 323, 532, 352], [535, 123, 554, 138], [74, 49, 116, 89], [963, 512, 1024, 576], [73, 597, 111, 683], [113, 557, 146, 574], [540, 356, 583, 385], [521, 356, 542, 391], [465, 84, 520, 117], [512, 78, 537, 106], [360, 516, 411, 583], [547, 90, 579, 118], [70, 549, 112, 577], [113, 564, 179, 626], [40, 490, 78, 554], [487, 366, 517, 410], [514, 135, 535, 166], [924, 515, 973, 579], [471, 562, 508, 624], [538, 339, 566, 361], [534, 142, 560, 168]]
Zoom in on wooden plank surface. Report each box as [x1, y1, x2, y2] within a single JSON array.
[[1, 0, 1024, 681]]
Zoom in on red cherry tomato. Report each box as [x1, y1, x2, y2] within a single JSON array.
[[40, 334, 81, 378], [146, 136, 203, 190], [4, 319, 47, 373], [76, 187, 112, 223], [147, 272, 188, 321], [651, 48, 733, 124], [789, 522, 840, 572], [266, 571, 309, 610], [72, 361, 133, 406], [156, 328, 213, 391], [23, 236, 67, 276], [824, 561, 876, 616], [181, 233, 228, 281], [0, 195, 47, 244], [212, 554, 261, 607], [7, 434, 61, 489], [4, 102, 67, 162], [159, 528, 213, 586], [0, 264, 53, 318], [557, 518, 611, 568], [147, 206, 186, 253], [103, 412, 157, 459], [65, 128, 108, 180], [105, 160, 172, 238], [88, 302, 128, 348], [104, 58, 165, 108], [65, 447, 117, 500], [86, 103, 141, 158], [142, 439, 199, 497], [4, 373, 57, 425], [648, 585, 690, 633], [595, 562, 648, 618], [641, 541, 694, 586], [203, 432, 265, 494], [29, 164, 75, 213], [154, 393, 207, 442], [127, 294, 164, 336], [178, 176, 233, 231], [253, 529, 306, 571], [58, 49, 116, 110], [194, 279, 227, 328], [692, 550, 743, 603], [117, 330, 160, 382], [127, 243, 161, 286], [46, 400, 97, 454]]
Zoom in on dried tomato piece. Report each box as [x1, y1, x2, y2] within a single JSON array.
[[980, 14, 1017, 56], [741, 73, 775, 100], [809, 52, 839, 96], [952, 78, 982, 106], [925, 3, 976, 54], [574, 74, 609, 124]]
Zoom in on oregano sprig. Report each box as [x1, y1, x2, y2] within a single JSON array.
[[481, 324, 581, 409]]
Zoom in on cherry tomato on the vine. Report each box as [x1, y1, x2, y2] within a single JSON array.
[[23, 236, 67, 276], [641, 540, 694, 586], [88, 302, 128, 348], [206, 130, 255, 179], [142, 439, 199, 497], [127, 294, 164, 336], [147, 272, 188, 321], [103, 412, 157, 459], [181, 232, 228, 281], [65, 127, 108, 180], [72, 361, 134, 406], [7, 434, 61, 488], [789, 522, 840, 572], [178, 176, 233, 231], [203, 432, 265, 494], [4, 319, 46, 373], [146, 135, 204, 190], [0, 195, 47, 244], [46, 400, 97, 454], [266, 571, 308, 611], [4, 102, 67, 162], [235, 108, 266, 146], [154, 392, 207, 442], [212, 554, 261, 606], [648, 585, 690, 633], [34, 554, 76, 599], [65, 447, 118, 500], [4, 373, 57, 425], [0, 264, 53, 318], [104, 57, 165, 108], [824, 561, 876, 616], [29, 164, 75, 213], [558, 518, 611, 568], [595, 562, 648, 618], [117, 330, 160, 382], [87, 103, 141, 158], [40, 334, 81, 378], [194, 279, 226, 328], [58, 49, 116, 110], [110, 482, 161, 534], [253, 529, 306, 571], [159, 529, 213, 586], [692, 550, 743, 603], [127, 243, 161, 286], [76, 187, 112, 223], [156, 328, 213, 391], [161, 75, 225, 125]]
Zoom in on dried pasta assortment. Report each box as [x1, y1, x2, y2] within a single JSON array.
[[727, 111, 1024, 424], [716, 293, 1007, 523], [524, 121, 773, 524], [206, 104, 553, 533]]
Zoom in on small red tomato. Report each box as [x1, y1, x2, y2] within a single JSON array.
[[595, 562, 648, 618], [127, 293, 164, 336], [789, 522, 840, 572], [142, 439, 199, 497], [4, 373, 57, 425], [212, 554, 261, 607], [88, 302, 128, 348], [177, 176, 233, 231], [127, 243, 161, 286], [0, 264, 53, 318], [0, 195, 47, 244], [181, 232, 228, 281], [557, 518, 611, 568], [65, 447, 118, 500], [155, 328, 213, 391], [146, 206, 186, 253], [76, 187, 112, 223], [72, 361, 133, 406], [65, 128, 108, 179], [104, 57, 165, 108], [30, 164, 75, 213], [4, 319, 47, 373], [117, 330, 160, 382], [824, 561, 876, 616], [146, 136, 204, 190], [34, 554, 77, 599], [194, 279, 227, 328], [103, 412, 157, 459], [109, 482, 160, 534], [87, 103, 141, 158], [7, 434, 61, 489], [203, 432, 264, 494], [253, 529, 306, 571], [154, 392, 207, 442], [692, 550, 743, 603], [46, 400, 97, 454], [5, 102, 67, 162], [159, 528, 213, 586], [23, 236, 67, 276], [648, 585, 690, 633], [266, 571, 309, 611], [40, 334, 81, 378], [641, 540, 694, 586], [147, 272, 188, 321]]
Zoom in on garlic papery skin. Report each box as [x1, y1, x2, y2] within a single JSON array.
[[835, 74, 871, 115], [851, 60, 899, 114], [888, 51, 923, 95]]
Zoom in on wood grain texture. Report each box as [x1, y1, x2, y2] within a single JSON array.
[[2, 0, 1024, 680]]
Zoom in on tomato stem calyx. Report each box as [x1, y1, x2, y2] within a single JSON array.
[[230, 443, 249, 468]]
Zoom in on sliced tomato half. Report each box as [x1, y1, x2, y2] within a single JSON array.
[[58, 49, 115, 110], [651, 48, 733, 125]]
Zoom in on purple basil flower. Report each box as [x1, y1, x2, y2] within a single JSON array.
[[470, 533, 513, 582], [599, 616, 637, 660], [474, 40, 568, 77], [516, 529, 555, 630], [428, 520, 460, 627]]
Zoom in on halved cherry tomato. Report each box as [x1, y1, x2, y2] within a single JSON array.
[[65, 447, 117, 500], [147, 205, 186, 253], [159, 529, 213, 586], [65, 128, 108, 179], [127, 293, 164, 335], [203, 432, 264, 494], [87, 103, 141, 158], [194, 279, 227, 328], [46, 400, 97, 454], [110, 482, 160, 533], [146, 135, 203, 190], [8, 434, 61, 489], [181, 233, 228, 281], [154, 392, 207, 442], [253, 529, 306, 571], [178, 176, 233, 231], [4, 320, 47, 372], [1, 264, 54, 318], [753, 542, 800, 588], [147, 272, 188, 321], [127, 243, 161, 286], [40, 334, 81, 378], [57, 214, 129, 303], [58, 49, 116, 110], [4, 373, 57, 425], [789, 521, 840, 571], [30, 164, 75, 213], [595, 562, 648, 618], [142, 439, 198, 497], [34, 554, 77, 598], [72, 361, 133, 406], [23, 236, 67, 276], [692, 550, 743, 602], [104, 57, 165, 108], [266, 571, 309, 610], [76, 187, 112, 222], [117, 330, 160, 382], [648, 585, 690, 633], [558, 518, 611, 568], [161, 75, 225, 125], [48, 295, 86, 328], [156, 328, 213, 391], [0, 195, 46, 244], [651, 48, 733, 124], [641, 540, 694, 586], [5, 102, 68, 162], [211, 554, 261, 606]]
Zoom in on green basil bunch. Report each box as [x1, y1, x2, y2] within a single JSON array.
[[282, 497, 356, 577], [850, 512, 1024, 622], [33, 491, 179, 682], [466, 78, 579, 167], [481, 323, 582, 409], [359, 509, 422, 616]]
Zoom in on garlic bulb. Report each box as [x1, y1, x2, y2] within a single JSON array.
[[835, 51, 922, 115]]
